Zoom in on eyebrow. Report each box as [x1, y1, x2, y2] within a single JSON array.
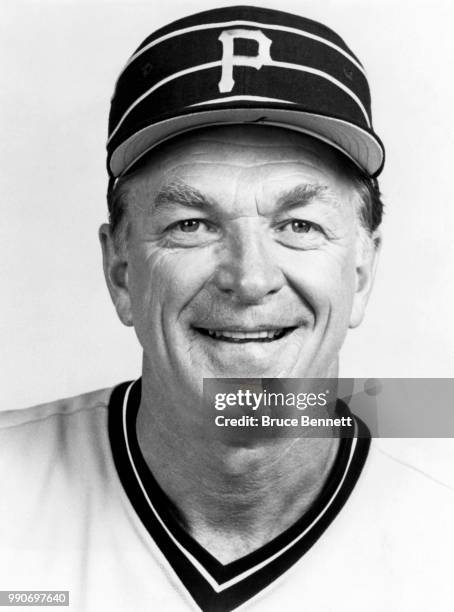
[[276, 183, 340, 211], [153, 181, 214, 211], [152, 180, 338, 214]]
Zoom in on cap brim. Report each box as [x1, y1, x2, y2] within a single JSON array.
[[109, 107, 385, 178]]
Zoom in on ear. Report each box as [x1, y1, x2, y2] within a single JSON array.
[[99, 223, 133, 327], [349, 229, 381, 329]]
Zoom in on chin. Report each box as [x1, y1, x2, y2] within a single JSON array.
[[198, 358, 301, 379]]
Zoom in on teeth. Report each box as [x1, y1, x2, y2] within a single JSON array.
[[206, 329, 284, 339]]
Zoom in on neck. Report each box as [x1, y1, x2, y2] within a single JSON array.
[[136, 362, 340, 563]]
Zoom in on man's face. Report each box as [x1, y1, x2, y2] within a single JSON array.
[[102, 126, 378, 397]]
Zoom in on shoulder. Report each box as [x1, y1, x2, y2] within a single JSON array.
[[359, 439, 454, 511], [297, 439, 454, 609], [0, 385, 131, 566], [0, 387, 114, 432], [348, 439, 454, 558], [0, 386, 119, 488], [372, 437, 454, 489]]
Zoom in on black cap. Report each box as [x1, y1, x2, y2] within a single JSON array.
[[107, 5, 385, 178]]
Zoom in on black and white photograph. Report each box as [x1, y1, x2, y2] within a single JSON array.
[[1, 1, 454, 610]]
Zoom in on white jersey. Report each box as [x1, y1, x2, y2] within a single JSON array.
[[1, 380, 453, 611]]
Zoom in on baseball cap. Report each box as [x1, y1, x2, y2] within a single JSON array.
[[107, 5, 385, 179]]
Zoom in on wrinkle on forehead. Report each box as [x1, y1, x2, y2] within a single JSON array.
[[164, 160, 325, 171], [162, 146, 333, 171], [123, 125, 358, 218], [126, 125, 346, 185], [132, 177, 349, 226]]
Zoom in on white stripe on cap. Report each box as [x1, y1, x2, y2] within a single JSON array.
[[272, 60, 370, 126], [108, 61, 220, 144], [190, 94, 296, 107], [120, 20, 366, 78], [108, 60, 370, 145]]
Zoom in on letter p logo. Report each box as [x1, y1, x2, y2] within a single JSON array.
[[218, 29, 272, 93]]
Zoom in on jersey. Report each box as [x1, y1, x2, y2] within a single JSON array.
[[1, 381, 453, 612]]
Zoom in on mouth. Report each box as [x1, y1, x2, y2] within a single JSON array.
[[194, 326, 298, 343]]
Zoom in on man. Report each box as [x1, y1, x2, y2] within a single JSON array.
[[1, 6, 453, 612]]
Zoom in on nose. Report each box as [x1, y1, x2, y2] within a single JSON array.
[[213, 219, 286, 304]]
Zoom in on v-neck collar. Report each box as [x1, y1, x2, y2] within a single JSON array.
[[108, 379, 370, 612]]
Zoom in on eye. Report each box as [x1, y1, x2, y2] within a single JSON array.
[[176, 219, 202, 232], [274, 218, 326, 249], [169, 218, 215, 234], [289, 220, 313, 233], [163, 218, 219, 247], [277, 219, 322, 234]]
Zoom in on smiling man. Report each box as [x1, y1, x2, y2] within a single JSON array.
[[2, 5, 453, 612], [101, 122, 379, 567], [101, 126, 378, 386]]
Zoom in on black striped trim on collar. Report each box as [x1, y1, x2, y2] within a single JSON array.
[[108, 379, 370, 612]]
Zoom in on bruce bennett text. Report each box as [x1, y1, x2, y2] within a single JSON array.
[[214, 416, 353, 428]]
